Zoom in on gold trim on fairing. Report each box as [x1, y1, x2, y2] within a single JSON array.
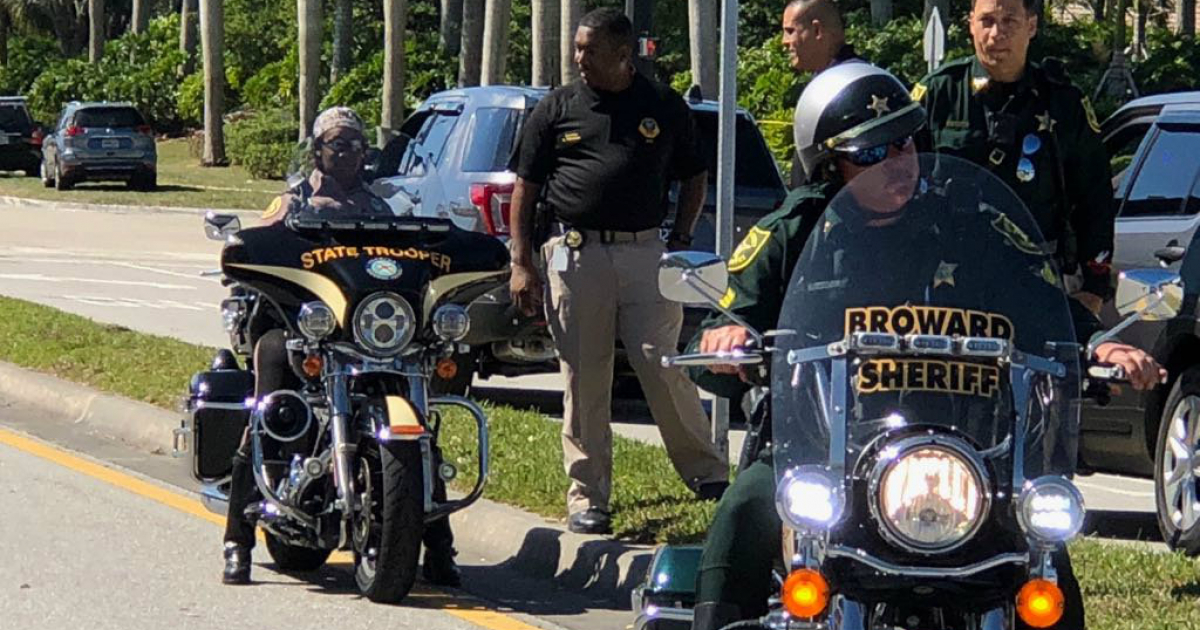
[[226, 264, 349, 326], [385, 395, 426, 434]]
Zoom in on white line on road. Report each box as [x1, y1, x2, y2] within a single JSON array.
[[1075, 478, 1155, 498], [0, 273, 193, 290], [62, 295, 211, 310]]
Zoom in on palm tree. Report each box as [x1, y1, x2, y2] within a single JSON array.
[[480, 0, 510, 85], [440, 0, 462, 55], [88, 0, 103, 61], [331, 0, 352, 84], [871, 0, 892, 26], [181, 0, 198, 73], [458, 0, 483, 86], [0, 10, 10, 66], [298, 0, 322, 141], [532, 0, 558, 86], [382, 0, 408, 138], [0, 0, 87, 56], [1178, 0, 1195, 35], [131, 0, 148, 34], [688, 0, 716, 99], [200, 0, 226, 165], [559, 0, 580, 85]]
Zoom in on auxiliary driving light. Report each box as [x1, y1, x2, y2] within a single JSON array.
[[775, 466, 845, 531], [432, 304, 471, 341], [297, 301, 337, 340], [1017, 476, 1086, 543]]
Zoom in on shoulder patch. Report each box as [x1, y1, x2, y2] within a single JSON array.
[[727, 226, 773, 273], [910, 82, 928, 103], [262, 196, 283, 220], [990, 213, 1042, 256], [1081, 96, 1102, 134]]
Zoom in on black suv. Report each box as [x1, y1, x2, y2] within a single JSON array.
[[0, 97, 44, 177]]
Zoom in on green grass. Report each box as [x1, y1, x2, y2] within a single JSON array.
[[1072, 538, 1200, 629], [0, 138, 280, 210]]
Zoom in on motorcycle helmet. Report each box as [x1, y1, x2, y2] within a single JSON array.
[[793, 62, 926, 182]]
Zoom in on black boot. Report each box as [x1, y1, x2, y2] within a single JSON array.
[[692, 602, 743, 630], [223, 542, 252, 585], [422, 544, 462, 587]]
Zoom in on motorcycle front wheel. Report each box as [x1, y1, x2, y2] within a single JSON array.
[[264, 532, 332, 572], [353, 440, 425, 603]]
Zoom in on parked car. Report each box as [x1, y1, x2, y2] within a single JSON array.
[[0, 96, 45, 177], [369, 85, 788, 384], [1079, 91, 1200, 551], [41, 101, 157, 191]]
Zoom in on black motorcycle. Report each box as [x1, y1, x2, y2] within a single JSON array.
[[633, 155, 1183, 630], [175, 207, 515, 603]]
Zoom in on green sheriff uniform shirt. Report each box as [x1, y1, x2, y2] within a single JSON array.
[[912, 57, 1116, 299]]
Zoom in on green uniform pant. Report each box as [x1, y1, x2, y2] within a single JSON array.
[[695, 457, 779, 619]]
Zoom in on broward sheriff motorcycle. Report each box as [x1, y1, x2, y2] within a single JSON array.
[[175, 205, 513, 603], [633, 155, 1183, 630]]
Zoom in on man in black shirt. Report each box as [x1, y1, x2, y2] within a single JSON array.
[[508, 7, 728, 535]]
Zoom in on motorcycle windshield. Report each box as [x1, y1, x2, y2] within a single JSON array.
[[770, 154, 1081, 494]]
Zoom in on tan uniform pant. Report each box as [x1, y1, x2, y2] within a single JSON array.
[[542, 230, 729, 515]]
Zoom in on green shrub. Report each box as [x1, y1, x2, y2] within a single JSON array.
[[242, 46, 299, 112], [1133, 29, 1200, 95], [0, 35, 64, 102], [226, 109, 300, 179], [177, 72, 204, 128]]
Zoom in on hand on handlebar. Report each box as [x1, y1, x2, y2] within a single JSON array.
[[699, 325, 755, 378], [1093, 342, 1166, 391]]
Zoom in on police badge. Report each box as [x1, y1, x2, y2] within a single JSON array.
[[564, 229, 584, 249], [638, 118, 660, 142]]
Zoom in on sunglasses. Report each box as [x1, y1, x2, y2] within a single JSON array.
[[841, 136, 913, 167], [320, 138, 366, 154]]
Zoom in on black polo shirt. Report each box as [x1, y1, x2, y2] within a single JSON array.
[[511, 74, 706, 232]]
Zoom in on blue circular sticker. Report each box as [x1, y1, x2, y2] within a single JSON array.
[[366, 258, 402, 281]]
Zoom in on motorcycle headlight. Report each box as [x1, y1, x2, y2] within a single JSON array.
[[220, 297, 246, 334], [353, 292, 416, 356], [297, 301, 337, 340], [872, 442, 987, 552], [1017, 476, 1086, 543], [432, 304, 470, 341], [775, 466, 846, 532]]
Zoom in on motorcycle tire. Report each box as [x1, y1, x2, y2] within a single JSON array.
[[355, 441, 424, 603], [264, 532, 332, 572], [1154, 365, 1200, 556]]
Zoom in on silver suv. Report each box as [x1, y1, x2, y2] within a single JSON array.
[[41, 101, 157, 191]]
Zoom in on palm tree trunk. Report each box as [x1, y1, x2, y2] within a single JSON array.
[[0, 11, 9, 67], [480, 0, 510, 85], [181, 0, 199, 73], [381, 0, 408, 137], [440, 0, 462, 55], [458, 0, 484, 86], [532, 0, 558, 86], [1178, 0, 1195, 36], [331, 0, 352, 84], [132, 0, 149, 34], [870, 0, 892, 26], [201, 0, 226, 165], [298, 0, 322, 141], [687, 0, 717, 99], [89, 0, 105, 61], [559, 0, 580, 85]]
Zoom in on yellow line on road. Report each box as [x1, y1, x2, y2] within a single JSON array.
[[0, 426, 550, 630]]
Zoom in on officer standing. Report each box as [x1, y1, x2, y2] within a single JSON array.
[[508, 8, 729, 535], [912, 0, 1116, 317]]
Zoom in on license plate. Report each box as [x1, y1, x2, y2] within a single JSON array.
[[102, 139, 120, 149]]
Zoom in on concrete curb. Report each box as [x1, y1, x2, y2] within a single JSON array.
[[0, 359, 653, 609], [0, 194, 261, 219]]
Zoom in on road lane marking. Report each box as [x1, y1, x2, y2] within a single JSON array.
[[0, 426, 552, 630], [1075, 478, 1155, 498], [61, 295, 210, 311], [0, 273, 194, 290]]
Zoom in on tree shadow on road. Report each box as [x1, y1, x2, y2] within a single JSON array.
[[1082, 509, 1163, 542]]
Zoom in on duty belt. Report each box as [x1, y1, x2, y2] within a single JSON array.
[[560, 226, 661, 248]]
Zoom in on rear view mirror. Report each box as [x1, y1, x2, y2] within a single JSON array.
[[204, 212, 242, 241], [658, 251, 729, 305], [1115, 268, 1183, 322]]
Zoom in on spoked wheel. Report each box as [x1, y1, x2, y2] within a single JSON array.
[[1155, 366, 1200, 555], [352, 441, 425, 603]]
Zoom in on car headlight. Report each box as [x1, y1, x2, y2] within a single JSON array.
[[353, 292, 416, 356], [297, 301, 337, 340], [872, 441, 987, 552], [775, 466, 846, 531], [1017, 476, 1086, 543], [432, 304, 470, 341]]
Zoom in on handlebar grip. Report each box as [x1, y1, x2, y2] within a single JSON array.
[[1087, 363, 1127, 382], [661, 351, 764, 368]]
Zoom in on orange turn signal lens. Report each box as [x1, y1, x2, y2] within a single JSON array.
[[302, 355, 323, 378], [1017, 579, 1065, 628], [389, 424, 426, 436], [781, 568, 829, 619], [436, 358, 459, 380]]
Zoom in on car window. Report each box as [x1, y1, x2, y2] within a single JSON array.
[[1119, 126, 1200, 218], [73, 107, 145, 128], [462, 107, 523, 173], [395, 111, 459, 177], [0, 104, 32, 132], [691, 111, 783, 189], [1104, 121, 1152, 194]]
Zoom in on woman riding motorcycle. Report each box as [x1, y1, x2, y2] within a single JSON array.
[[221, 106, 461, 587], [687, 63, 1164, 630]]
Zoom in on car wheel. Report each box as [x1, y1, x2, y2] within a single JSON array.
[[54, 160, 72, 191], [1154, 365, 1200, 555], [40, 159, 53, 188]]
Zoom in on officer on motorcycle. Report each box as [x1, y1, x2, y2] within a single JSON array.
[[687, 63, 1164, 630], [221, 106, 462, 587]]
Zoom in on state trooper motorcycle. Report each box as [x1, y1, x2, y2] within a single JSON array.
[[633, 155, 1182, 630], [175, 204, 517, 603]]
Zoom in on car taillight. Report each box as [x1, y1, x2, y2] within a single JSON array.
[[64, 126, 84, 137], [469, 183, 514, 236], [30, 129, 43, 146], [137, 125, 153, 136]]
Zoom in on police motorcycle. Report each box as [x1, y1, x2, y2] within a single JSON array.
[[632, 154, 1183, 630], [175, 197, 513, 603]]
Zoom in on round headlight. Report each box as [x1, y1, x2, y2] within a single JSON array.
[[432, 304, 470, 341], [873, 443, 986, 552], [353, 292, 416, 356], [775, 466, 846, 531], [1017, 476, 1086, 543], [297, 301, 337, 340]]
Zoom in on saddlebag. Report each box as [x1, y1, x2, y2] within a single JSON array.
[[632, 545, 702, 630], [187, 368, 255, 481]]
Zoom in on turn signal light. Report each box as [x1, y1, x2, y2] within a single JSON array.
[[302, 355, 323, 378], [781, 568, 829, 619], [436, 357, 459, 380], [389, 424, 426, 436], [1017, 579, 1065, 628]]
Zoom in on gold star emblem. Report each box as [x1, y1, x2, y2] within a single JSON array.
[[1037, 111, 1057, 133], [564, 229, 584, 248], [971, 77, 990, 94], [933, 261, 958, 288], [867, 95, 891, 118]]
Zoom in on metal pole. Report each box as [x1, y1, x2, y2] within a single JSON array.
[[713, 0, 738, 462]]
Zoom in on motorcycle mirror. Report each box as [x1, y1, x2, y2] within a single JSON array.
[[658, 251, 729, 305], [1115, 268, 1183, 322], [204, 212, 242, 241], [362, 147, 383, 182]]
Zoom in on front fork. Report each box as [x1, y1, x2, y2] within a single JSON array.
[[327, 372, 357, 516]]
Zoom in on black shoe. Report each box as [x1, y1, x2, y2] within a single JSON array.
[[422, 547, 462, 587], [695, 481, 730, 502], [222, 542, 252, 585], [568, 508, 612, 535]]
